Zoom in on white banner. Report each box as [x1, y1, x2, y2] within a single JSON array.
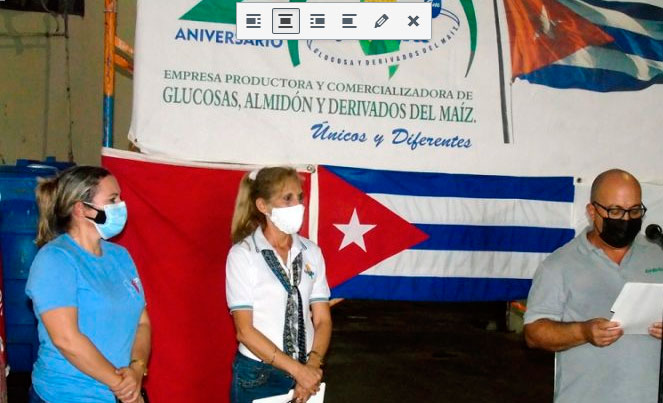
[[130, 0, 506, 172]]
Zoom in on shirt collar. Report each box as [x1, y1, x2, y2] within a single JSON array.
[[578, 226, 637, 264], [252, 225, 304, 256]]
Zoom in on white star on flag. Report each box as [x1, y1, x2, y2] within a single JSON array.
[[535, 5, 557, 40], [333, 208, 376, 252]]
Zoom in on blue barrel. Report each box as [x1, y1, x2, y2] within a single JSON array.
[[0, 159, 72, 371]]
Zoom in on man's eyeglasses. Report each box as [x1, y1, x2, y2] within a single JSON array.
[[592, 201, 647, 220]]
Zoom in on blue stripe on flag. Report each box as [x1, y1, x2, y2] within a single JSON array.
[[331, 275, 533, 301], [412, 224, 575, 253], [520, 64, 663, 92], [324, 166, 574, 202], [580, 0, 663, 21], [600, 26, 663, 61]]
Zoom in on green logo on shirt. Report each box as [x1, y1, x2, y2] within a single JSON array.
[[645, 267, 663, 274]]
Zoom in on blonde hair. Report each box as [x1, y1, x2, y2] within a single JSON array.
[[231, 167, 300, 244], [35, 166, 111, 247]]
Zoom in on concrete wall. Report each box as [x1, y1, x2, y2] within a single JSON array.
[[0, 1, 136, 166]]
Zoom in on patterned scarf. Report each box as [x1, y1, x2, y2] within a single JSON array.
[[261, 249, 307, 363]]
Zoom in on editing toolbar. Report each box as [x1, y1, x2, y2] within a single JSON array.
[[236, 2, 431, 40]]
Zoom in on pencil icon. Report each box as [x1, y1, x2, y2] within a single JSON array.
[[374, 14, 389, 28]]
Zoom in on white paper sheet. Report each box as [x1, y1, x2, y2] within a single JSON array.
[[610, 283, 663, 334], [253, 382, 326, 403]]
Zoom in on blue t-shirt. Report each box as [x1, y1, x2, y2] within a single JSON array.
[[25, 234, 146, 403]]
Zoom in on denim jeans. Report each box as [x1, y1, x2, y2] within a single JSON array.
[[29, 386, 47, 403], [231, 352, 295, 403]]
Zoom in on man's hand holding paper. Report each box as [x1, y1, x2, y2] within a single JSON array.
[[581, 318, 623, 347]]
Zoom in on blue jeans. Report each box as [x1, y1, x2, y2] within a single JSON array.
[[231, 352, 295, 403], [29, 386, 47, 403]]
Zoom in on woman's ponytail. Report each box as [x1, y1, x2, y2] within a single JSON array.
[[231, 173, 260, 244], [35, 177, 60, 247]]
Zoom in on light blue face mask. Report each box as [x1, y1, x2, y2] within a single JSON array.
[[84, 201, 128, 239]]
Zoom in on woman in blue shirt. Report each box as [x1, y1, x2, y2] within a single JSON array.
[[25, 166, 150, 403]]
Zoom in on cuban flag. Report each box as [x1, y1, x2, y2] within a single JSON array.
[[503, 0, 663, 91], [317, 165, 576, 301]]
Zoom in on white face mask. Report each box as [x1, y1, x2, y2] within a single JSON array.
[[268, 204, 305, 234]]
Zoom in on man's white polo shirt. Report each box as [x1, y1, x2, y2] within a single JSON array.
[[226, 226, 330, 362]]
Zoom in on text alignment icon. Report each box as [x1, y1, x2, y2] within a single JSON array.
[[342, 13, 357, 29], [310, 13, 325, 29], [272, 8, 300, 34], [246, 14, 261, 29]]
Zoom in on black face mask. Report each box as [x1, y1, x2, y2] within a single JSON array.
[[599, 217, 642, 248]]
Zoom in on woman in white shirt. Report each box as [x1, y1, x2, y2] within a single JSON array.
[[226, 167, 332, 403]]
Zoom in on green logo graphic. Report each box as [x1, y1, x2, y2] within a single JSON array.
[[180, 0, 477, 78], [180, 0, 238, 24]]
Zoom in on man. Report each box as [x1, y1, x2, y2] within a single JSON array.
[[524, 169, 663, 403]]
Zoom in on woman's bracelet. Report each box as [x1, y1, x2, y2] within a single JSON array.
[[129, 358, 148, 377], [307, 350, 324, 366]]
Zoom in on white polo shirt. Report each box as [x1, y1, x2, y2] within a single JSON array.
[[226, 226, 331, 361]]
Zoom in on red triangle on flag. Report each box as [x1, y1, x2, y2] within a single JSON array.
[[317, 166, 429, 288], [504, 0, 613, 77]]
